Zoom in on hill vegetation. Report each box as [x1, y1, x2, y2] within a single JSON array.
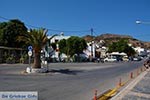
[[83, 33, 150, 49]]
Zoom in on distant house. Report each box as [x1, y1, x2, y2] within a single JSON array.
[[134, 47, 147, 56], [86, 42, 96, 58], [50, 32, 70, 43], [43, 33, 109, 61], [84, 41, 107, 59], [42, 33, 70, 60]]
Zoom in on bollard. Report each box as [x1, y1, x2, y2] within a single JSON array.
[[137, 70, 139, 76], [141, 68, 143, 72], [94, 90, 97, 100], [130, 72, 133, 79], [118, 78, 122, 88]]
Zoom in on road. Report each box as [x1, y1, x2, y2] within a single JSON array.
[[0, 61, 144, 100]]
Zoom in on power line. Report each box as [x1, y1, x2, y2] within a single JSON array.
[[0, 15, 91, 33], [26, 23, 91, 33], [0, 16, 9, 20], [93, 31, 99, 36]]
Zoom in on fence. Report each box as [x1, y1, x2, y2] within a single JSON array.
[[0, 46, 27, 63]]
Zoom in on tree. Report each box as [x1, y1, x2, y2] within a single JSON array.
[[107, 40, 136, 56], [17, 28, 49, 69], [59, 39, 67, 55], [51, 42, 57, 51], [0, 22, 8, 45], [59, 36, 87, 58], [1, 19, 27, 47]]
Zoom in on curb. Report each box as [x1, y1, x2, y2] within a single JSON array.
[[110, 69, 147, 100], [97, 89, 117, 100], [92, 67, 147, 100]]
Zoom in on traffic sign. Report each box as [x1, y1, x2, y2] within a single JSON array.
[[28, 45, 33, 51], [28, 51, 32, 56]]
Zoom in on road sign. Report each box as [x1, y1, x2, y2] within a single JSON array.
[[28, 46, 33, 51], [28, 51, 32, 56]]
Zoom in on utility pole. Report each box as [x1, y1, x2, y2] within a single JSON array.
[[91, 28, 93, 61], [91, 28, 93, 36]]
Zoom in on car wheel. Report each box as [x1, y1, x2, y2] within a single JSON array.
[[145, 65, 149, 69]]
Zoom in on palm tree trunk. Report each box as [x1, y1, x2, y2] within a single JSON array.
[[32, 51, 41, 69]]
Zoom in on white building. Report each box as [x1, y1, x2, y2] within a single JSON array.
[[43, 33, 70, 59], [43, 33, 107, 61], [50, 32, 70, 43], [134, 47, 147, 56], [86, 41, 96, 58]]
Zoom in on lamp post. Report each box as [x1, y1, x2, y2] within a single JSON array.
[[44, 34, 58, 69], [135, 20, 149, 56], [136, 20, 142, 24], [136, 20, 150, 24]]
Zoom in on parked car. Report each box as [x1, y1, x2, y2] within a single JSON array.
[[93, 58, 104, 63], [122, 56, 129, 61], [116, 56, 123, 61], [133, 56, 142, 61], [104, 56, 117, 62], [144, 59, 150, 69]]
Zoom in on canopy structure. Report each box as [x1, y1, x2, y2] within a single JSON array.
[[111, 52, 127, 57]]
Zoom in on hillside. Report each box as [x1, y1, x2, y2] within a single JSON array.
[[83, 33, 150, 49]]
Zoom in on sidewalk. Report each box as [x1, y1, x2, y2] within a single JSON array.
[[111, 69, 150, 100]]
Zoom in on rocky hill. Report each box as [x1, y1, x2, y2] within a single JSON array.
[[83, 33, 150, 49]]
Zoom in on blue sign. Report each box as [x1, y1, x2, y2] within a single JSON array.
[[28, 46, 33, 51]]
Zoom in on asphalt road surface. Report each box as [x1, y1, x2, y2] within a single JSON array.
[[0, 61, 144, 100]]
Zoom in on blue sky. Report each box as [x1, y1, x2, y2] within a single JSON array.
[[0, 0, 150, 41]]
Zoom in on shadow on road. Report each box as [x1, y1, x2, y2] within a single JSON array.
[[49, 69, 83, 75]]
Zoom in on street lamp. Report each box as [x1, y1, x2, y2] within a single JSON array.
[[136, 20, 150, 24], [136, 20, 142, 24], [135, 20, 149, 55]]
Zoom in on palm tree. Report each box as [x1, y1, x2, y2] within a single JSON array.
[[17, 28, 56, 69]]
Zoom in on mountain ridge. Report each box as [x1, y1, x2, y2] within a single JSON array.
[[83, 33, 150, 49]]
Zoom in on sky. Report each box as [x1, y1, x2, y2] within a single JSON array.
[[0, 0, 150, 41]]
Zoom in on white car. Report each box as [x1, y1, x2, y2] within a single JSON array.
[[104, 56, 117, 62]]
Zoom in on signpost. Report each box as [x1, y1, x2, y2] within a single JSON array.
[[28, 46, 33, 72], [28, 51, 32, 57], [28, 46, 33, 51]]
